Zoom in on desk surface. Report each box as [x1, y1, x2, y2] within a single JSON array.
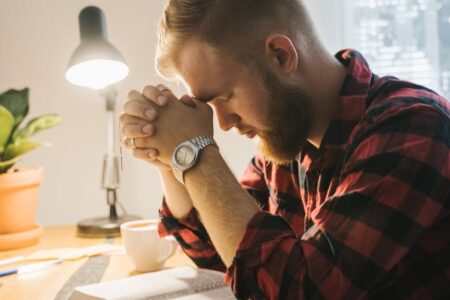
[[0, 225, 193, 300]]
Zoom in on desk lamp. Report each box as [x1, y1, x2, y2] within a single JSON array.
[[65, 6, 140, 237]]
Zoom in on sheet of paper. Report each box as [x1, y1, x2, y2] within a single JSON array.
[[69, 266, 236, 300], [173, 287, 237, 299]]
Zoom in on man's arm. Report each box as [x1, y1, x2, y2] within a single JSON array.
[[185, 146, 261, 267], [120, 88, 194, 220], [120, 87, 227, 271], [157, 169, 227, 272], [159, 169, 193, 219], [158, 154, 273, 272]]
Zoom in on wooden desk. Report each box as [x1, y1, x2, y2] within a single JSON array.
[[0, 226, 193, 300]]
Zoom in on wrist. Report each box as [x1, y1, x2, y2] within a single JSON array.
[[158, 169, 194, 220], [184, 145, 221, 184], [171, 135, 217, 184], [158, 167, 173, 174]]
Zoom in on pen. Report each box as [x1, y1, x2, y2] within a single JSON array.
[[0, 256, 24, 267], [0, 259, 63, 277]]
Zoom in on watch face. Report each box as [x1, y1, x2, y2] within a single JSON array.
[[175, 145, 196, 166]]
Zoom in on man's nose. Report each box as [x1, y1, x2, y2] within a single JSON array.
[[211, 104, 240, 131]]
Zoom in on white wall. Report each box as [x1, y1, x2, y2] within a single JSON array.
[[0, 0, 342, 226]]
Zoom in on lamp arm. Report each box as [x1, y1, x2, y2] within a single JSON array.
[[100, 85, 120, 191]]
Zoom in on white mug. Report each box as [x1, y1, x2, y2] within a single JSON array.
[[120, 219, 177, 272]]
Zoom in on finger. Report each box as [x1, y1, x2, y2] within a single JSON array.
[[157, 84, 180, 103], [122, 134, 158, 149], [127, 89, 146, 101], [141, 85, 169, 106], [156, 84, 176, 99], [123, 99, 158, 121], [133, 147, 159, 159], [119, 114, 153, 139], [122, 136, 134, 149], [122, 136, 144, 149], [119, 113, 152, 127], [131, 148, 172, 171], [121, 123, 155, 138], [156, 84, 170, 92], [179, 94, 196, 108]]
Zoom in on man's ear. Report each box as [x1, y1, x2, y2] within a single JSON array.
[[264, 34, 299, 75]]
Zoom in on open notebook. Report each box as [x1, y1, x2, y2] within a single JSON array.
[[69, 266, 236, 300]]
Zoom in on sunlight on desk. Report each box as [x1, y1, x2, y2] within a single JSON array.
[[0, 226, 195, 300]]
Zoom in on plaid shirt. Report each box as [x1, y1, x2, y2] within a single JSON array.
[[158, 50, 450, 299]]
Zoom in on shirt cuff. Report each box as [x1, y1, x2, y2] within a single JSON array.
[[158, 197, 203, 237], [225, 212, 297, 287]]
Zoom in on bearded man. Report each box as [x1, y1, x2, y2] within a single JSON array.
[[119, 1, 450, 299]]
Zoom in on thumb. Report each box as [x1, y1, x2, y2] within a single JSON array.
[[179, 94, 196, 108]]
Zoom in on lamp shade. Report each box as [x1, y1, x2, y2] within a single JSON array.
[[65, 6, 129, 89]]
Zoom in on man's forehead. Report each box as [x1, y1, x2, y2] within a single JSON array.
[[177, 76, 229, 102], [176, 40, 236, 101], [177, 40, 220, 78]]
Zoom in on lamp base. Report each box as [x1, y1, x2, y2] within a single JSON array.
[[77, 214, 141, 238]]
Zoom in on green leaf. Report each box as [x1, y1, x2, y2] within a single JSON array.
[[0, 105, 14, 150], [0, 88, 29, 130], [13, 114, 62, 141], [3, 139, 46, 161], [0, 156, 21, 173]]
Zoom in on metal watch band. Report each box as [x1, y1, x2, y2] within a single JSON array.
[[190, 135, 217, 151], [172, 167, 184, 184]]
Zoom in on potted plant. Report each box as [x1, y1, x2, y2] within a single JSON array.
[[0, 88, 62, 250]]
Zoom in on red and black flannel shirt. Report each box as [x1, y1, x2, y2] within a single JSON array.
[[158, 49, 450, 299]]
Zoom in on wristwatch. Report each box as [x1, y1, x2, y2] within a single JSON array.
[[171, 135, 217, 184]]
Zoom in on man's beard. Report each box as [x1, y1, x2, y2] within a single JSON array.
[[256, 69, 312, 165]]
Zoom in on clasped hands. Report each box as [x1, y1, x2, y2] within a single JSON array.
[[120, 85, 214, 171]]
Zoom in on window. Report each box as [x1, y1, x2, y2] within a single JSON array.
[[343, 0, 450, 100]]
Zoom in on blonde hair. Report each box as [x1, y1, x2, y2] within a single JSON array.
[[155, 0, 318, 79]]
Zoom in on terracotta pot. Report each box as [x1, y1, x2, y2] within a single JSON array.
[[0, 166, 43, 234]]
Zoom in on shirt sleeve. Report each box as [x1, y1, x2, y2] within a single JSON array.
[[225, 101, 450, 299], [239, 154, 271, 210], [158, 154, 271, 273], [158, 199, 226, 272]]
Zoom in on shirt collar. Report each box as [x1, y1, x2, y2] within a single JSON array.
[[318, 49, 375, 151]]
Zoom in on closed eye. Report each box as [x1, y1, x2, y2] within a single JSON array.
[[226, 91, 234, 101], [193, 96, 212, 103], [193, 91, 233, 103]]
